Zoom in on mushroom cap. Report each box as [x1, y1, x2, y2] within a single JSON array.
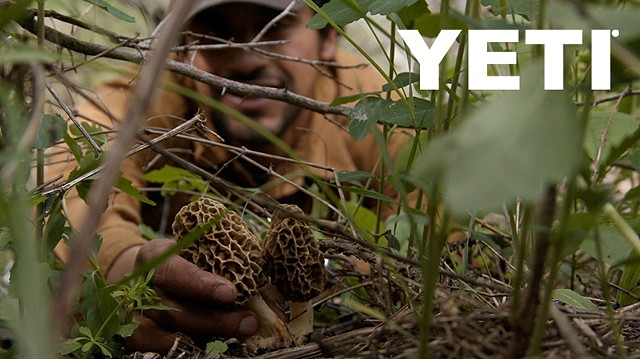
[[262, 204, 326, 302], [172, 197, 263, 305]]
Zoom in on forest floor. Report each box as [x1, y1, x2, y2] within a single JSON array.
[[123, 236, 640, 359]]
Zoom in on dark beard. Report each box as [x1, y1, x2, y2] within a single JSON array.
[[210, 104, 301, 148]]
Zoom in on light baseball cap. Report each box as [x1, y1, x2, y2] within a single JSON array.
[[189, 0, 306, 18]]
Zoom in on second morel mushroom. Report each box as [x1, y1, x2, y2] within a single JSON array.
[[172, 197, 293, 350], [261, 204, 327, 345]]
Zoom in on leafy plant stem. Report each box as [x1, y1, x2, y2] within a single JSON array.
[[603, 202, 640, 255], [509, 186, 557, 358], [418, 184, 447, 359]]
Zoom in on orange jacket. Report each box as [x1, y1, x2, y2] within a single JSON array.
[[48, 49, 414, 274]]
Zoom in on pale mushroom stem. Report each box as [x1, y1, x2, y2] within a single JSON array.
[[288, 301, 314, 345], [244, 294, 294, 350]]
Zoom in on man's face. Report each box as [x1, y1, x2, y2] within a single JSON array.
[[184, 4, 336, 147]]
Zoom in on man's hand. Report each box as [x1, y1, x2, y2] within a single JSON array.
[[107, 239, 258, 353]]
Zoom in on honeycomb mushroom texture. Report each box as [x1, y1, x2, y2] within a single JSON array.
[[262, 204, 326, 302], [172, 197, 263, 305]]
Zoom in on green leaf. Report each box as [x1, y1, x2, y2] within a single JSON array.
[[346, 202, 385, 243], [116, 323, 138, 338], [349, 97, 388, 141], [138, 224, 157, 240], [382, 72, 420, 92], [397, 0, 431, 30], [69, 122, 108, 150], [330, 92, 380, 106], [0, 47, 57, 64], [412, 62, 582, 214], [481, 0, 539, 20], [116, 177, 156, 206], [552, 289, 598, 312], [35, 114, 67, 149], [58, 338, 83, 355], [583, 111, 638, 164], [308, 0, 418, 29], [78, 326, 93, 338], [349, 97, 434, 141], [43, 208, 67, 253], [334, 185, 398, 204], [83, 0, 135, 23], [80, 271, 120, 339], [379, 98, 435, 128], [205, 340, 228, 359], [629, 149, 640, 172], [580, 226, 632, 266], [144, 165, 208, 195], [333, 171, 376, 185], [64, 132, 83, 162], [617, 250, 640, 306]]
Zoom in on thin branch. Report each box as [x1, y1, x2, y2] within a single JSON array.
[[17, 12, 353, 116], [46, 84, 102, 154]]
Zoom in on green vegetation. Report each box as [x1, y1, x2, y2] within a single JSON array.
[[0, 0, 640, 357]]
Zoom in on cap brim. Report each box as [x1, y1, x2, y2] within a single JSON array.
[[188, 0, 306, 19]]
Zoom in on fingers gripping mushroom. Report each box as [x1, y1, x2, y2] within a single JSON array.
[[261, 204, 327, 345], [172, 197, 293, 350]]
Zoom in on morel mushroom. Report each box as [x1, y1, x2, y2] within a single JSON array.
[[261, 204, 327, 345], [172, 197, 293, 350]]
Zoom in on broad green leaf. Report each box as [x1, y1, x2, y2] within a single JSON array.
[[617, 250, 640, 306], [35, 114, 67, 149], [580, 226, 632, 266], [138, 224, 157, 240], [80, 271, 120, 339], [346, 201, 385, 243], [64, 131, 83, 162], [552, 288, 598, 312], [0, 0, 31, 29], [43, 209, 67, 253], [308, 0, 418, 29], [83, 0, 135, 23], [386, 211, 429, 254], [0, 48, 57, 64], [69, 122, 108, 151], [349, 96, 389, 141], [397, 0, 431, 30], [412, 62, 582, 214], [349, 97, 434, 141], [547, 3, 640, 42], [116, 323, 138, 338], [624, 186, 640, 202], [143, 165, 201, 184], [481, 0, 538, 20], [583, 111, 638, 164], [330, 92, 379, 106], [58, 338, 83, 355], [629, 149, 640, 172], [335, 185, 398, 204], [116, 177, 156, 206], [333, 170, 376, 185], [143, 165, 208, 194], [382, 72, 420, 92], [205, 340, 228, 359], [379, 98, 435, 128]]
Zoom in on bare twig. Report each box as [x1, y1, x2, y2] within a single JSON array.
[[46, 84, 102, 154]]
